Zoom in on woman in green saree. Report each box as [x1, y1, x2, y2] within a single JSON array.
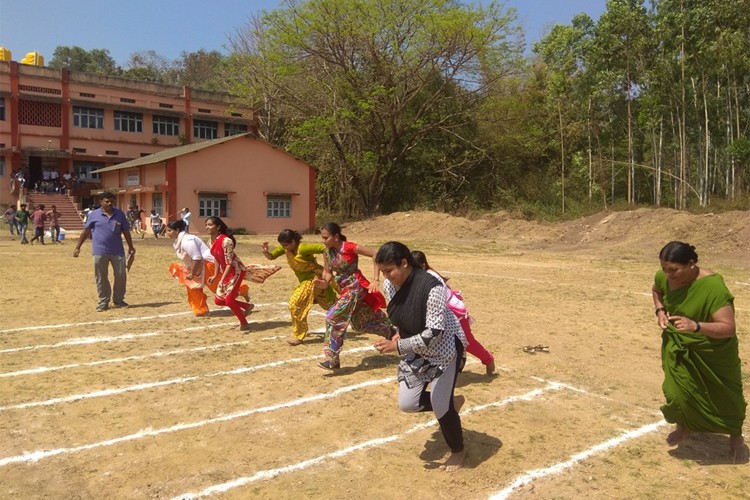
[[652, 241, 746, 460]]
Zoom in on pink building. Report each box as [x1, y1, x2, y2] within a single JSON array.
[[94, 133, 316, 234], [0, 60, 258, 218]]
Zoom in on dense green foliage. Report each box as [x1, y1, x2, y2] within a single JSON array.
[[224, 0, 749, 217], [49, 0, 750, 218], [48, 46, 227, 91]]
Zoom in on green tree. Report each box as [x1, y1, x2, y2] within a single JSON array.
[[227, 0, 521, 216], [122, 50, 172, 83], [48, 46, 121, 75]]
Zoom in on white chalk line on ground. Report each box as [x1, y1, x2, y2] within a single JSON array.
[[0, 316, 298, 355], [169, 383, 571, 499], [0, 314, 295, 379], [528, 377, 661, 419], [0, 376, 395, 467], [172, 381, 666, 500], [488, 420, 668, 499], [0, 332, 161, 354], [0, 377, 549, 474], [0, 301, 288, 335], [0, 330, 340, 413]]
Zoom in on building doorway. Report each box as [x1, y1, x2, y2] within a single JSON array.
[[28, 156, 42, 189]]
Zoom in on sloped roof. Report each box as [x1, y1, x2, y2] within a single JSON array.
[[92, 133, 252, 173]]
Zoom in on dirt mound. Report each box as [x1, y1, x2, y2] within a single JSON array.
[[342, 208, 748, 261], [342, 210, 560, 242]]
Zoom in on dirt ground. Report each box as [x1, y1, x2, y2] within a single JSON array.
[[0, 208, 748, 499]]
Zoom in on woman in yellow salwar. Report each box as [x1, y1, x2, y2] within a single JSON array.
[[652, 241, 746, 461], [261, 229, 337, 346]]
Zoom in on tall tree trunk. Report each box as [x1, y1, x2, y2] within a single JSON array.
[[702, 74, 710, 207], [558, 99, 565, 214], [587, 98, 593, 201]]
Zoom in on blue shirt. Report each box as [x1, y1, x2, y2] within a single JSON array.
[[85, 207, 130, 256]]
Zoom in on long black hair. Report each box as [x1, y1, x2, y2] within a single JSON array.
[[167, 219, 187, 232], [375, 241, 420, 268], [278, 229, 302, 245], [207, 216, 236, 245], [321, 222, 347, 241], [411, 250, 448, 282]]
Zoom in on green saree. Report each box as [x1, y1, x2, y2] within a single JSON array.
[[655, 271, 746, 435]]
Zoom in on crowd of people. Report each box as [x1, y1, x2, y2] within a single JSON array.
[[4, 203, 65, 245], [5, 189, 746, 470]]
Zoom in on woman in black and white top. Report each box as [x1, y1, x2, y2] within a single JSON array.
[[373, 241, 468, 471]]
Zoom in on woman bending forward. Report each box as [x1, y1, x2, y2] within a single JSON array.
[[374, 241, 468, 471]]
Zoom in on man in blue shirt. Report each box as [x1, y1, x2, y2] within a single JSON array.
[[73, 192, 136, 311]]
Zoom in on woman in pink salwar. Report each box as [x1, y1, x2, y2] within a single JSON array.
[[206, 216, 254, 330], [412, 251, 495, 375]]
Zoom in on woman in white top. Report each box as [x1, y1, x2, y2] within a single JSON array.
[[166, 219, 213, 316]]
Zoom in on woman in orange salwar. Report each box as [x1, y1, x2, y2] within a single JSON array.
[[167, 219, 214, 316], [206, 216, 254, 330]]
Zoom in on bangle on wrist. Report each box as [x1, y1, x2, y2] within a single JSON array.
[[695, 321, 701, 333], [655, 307, 667, 316]]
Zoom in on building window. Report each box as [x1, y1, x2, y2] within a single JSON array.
[[199, 194, 228, 217], [267, 196, 291, 218], [194, 120, 218, 140], [0, 156, 5, 176], [73, 106, 104, 129], [0, 97, 5, 120], [225, 123, 248, 137], [152, 192, 163, 214], [127, 172, 139, 186], [19, 100, 61, 127], [73, 161, 103, 181], [114, 111, 143, 132], [153, 115, 179, 136]]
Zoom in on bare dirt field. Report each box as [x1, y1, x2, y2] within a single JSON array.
[[0, 208, 748, 499]]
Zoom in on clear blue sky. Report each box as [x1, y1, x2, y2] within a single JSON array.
[[0, 0, 606, 65]]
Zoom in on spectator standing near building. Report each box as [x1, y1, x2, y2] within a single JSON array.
[[29, 204, 47, 245], [46, 205, 62, 243], [181, 207, 192, 232], [128, 205, 145, 238], [3, 206, 18, 238], [149, 209, 163, 238], [15, 203, 30, 244], [72, 192, 136, 312]]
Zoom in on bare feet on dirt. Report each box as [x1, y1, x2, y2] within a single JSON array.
[[287, 337, 302, 346], [439, 450, 465, 472], [486, 360, 496, 375], [666, 425, 690, 446], [730, 435, 748, 463]]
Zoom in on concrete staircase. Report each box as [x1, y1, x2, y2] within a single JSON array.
[[25, 192, 85, 231]]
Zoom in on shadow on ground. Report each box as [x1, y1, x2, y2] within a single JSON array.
[[420, 428, 502, 470], [668, 433, 749, 465]]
